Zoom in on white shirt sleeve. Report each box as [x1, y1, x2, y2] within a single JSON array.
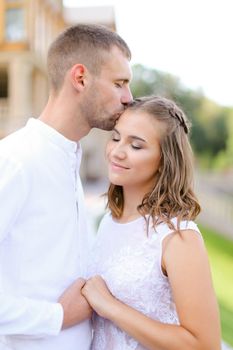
[[0, 155, 29, 243], [0, 294, 64, 337], [0, 155, 63, 337]]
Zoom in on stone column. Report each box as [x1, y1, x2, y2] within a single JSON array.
[[7, 54, 33, 132]]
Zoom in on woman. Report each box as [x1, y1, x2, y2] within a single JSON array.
[[82, 96, 221, 350]]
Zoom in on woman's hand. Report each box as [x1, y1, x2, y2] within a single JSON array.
[[58, 278, 93, 328], [81, 275, 117, 318]]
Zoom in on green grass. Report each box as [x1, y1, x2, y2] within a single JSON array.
[[199, 224, 233, 346]]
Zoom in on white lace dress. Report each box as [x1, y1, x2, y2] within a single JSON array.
[[87, 213, 200, 350]]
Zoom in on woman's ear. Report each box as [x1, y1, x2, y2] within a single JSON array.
[[70, 63, 88, 92]]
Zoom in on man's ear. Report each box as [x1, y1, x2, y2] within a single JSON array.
[[70, 64, 88, 91]]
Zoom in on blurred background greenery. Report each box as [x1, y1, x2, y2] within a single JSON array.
[[201, 226, 233, 345]]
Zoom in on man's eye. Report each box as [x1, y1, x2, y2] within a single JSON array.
[[115, 82, 123, 88], [112, 137, 120, 142]]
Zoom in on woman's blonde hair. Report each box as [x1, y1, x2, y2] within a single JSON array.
[[107, 96, 201, 230]]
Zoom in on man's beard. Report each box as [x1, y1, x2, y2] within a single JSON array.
[[91, 113, 119, 131], [80, 91, 121, 131]]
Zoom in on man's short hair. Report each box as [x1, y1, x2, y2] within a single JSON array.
[[47, 24, 131, 91]]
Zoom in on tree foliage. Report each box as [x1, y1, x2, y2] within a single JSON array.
[[130, 64, 232, 169]]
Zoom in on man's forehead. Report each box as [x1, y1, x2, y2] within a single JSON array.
[[101, 51, 132, 79]]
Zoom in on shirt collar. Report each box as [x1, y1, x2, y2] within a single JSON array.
[[26, 118, 81, 154]]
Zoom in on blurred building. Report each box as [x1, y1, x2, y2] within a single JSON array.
[[0, 0, 116, 180], [0, 0, 65, 135]]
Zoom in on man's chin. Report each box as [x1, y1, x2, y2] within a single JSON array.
[[93, 112, 122, 131], [101, 123, 116, 131]]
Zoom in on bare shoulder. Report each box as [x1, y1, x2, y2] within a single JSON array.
[[162, 228, 205, 261]]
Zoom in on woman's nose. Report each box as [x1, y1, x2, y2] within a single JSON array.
[[111, 144, 126, 160]]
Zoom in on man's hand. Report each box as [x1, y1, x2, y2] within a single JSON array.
[[58, 278, 93, 329]]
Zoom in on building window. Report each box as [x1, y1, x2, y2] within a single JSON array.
[[0, 69, 8, 98], [5, 7, 25, 41]]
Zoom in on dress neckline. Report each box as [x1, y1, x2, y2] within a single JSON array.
[[111, 214, 145, 226]]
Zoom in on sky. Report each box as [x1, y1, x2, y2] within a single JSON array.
[[63, 0, 233, 107]]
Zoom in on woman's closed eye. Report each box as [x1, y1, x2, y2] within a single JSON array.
[[131, 143, 142, 150], [111, 131, 120, 142], [112, 137, 120, 142]]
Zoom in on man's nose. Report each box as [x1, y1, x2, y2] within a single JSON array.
[[121, 87, 133, 106]]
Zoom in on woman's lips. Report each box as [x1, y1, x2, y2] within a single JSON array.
[[110, 161, 129, 170]]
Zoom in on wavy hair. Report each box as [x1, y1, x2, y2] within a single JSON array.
[[107, 96, 201, 230]]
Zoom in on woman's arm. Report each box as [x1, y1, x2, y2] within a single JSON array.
[[82, 229, 221, 350]]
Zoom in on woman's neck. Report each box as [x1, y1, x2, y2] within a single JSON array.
[[118, 187, 146, 223]]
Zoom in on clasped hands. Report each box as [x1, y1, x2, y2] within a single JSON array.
[[58, 276, 116, 329]]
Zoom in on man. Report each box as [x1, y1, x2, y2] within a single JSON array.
[[0, 24, 132, 350]]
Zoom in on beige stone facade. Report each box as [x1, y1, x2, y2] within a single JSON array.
[[0, 0, 65, 134], [0, 1, 116, 180]]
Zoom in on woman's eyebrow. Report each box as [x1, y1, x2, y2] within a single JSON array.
[[129, 135, 146, 142], [113, 128, 146, 143]]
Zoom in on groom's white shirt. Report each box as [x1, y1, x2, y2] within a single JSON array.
[[0, 118, 92, 349]]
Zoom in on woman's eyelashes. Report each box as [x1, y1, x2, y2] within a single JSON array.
[[111, 132, 143, 150], [111, 138, 142, 150], [111, 136, 120, 142], [131, 144, 142, 150]]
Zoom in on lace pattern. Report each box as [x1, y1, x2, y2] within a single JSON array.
[[87, 214, 197, 349]]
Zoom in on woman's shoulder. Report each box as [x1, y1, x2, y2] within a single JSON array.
[[151, 217, 201, 240]]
